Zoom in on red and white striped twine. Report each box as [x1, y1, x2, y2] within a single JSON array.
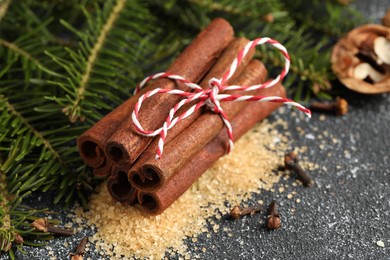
[[132, 37, 311, 159]]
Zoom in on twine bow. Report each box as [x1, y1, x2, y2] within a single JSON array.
[[132, 37, 311, 159]]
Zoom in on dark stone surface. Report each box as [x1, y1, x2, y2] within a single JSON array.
[[186, 89, 390, 260], [3, 0, 390, 259]]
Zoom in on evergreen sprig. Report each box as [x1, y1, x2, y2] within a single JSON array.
[[47, 0, 159, 123], [282, 0, 367, 37]]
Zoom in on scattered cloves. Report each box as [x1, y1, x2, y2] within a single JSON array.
[[284, 151, 313, 187], [70, 236, 88, 260], [309, 97, 348, 116], [230, 205, 262, 219], [267, 201, 281, 230], [31, 218, 74, 237]]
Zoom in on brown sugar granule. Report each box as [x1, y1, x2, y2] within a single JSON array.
[[76, 119, 289, 259]]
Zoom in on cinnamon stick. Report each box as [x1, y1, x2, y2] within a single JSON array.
[[78, 18, 233, 168], [92, 158, 113, 178], [138, 81, 286, 215], [77, 99, 134, 168], [107, 164, 138, 205], [104, 18, 234, 165], [128, 37, 255, 187], [132, 59, 267, 192]]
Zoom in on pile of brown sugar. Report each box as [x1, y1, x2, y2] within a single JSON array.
[[75, 117, 293, 259]]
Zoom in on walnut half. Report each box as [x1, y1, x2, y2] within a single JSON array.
[[331, 24, 390, 94]]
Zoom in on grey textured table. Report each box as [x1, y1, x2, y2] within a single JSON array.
[[4, 0, 390, 259]]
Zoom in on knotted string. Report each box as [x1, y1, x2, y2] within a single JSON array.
[[132, 37, 311, 159]]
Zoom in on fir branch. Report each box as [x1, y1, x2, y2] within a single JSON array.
[[2, 97, 67, 167], [282, 0, 367, 37], [0, 2, 103, 211], [1, 167, 18, 256], [0, 5, 67, 80], [189, 0, 287, 22], [0, 187, 53, 256], [0, 38, 41, 67], [0, 92, 90, 208], [191, 0, 254, 16], [0, 96, 67, 192], [70, 0, 127, 123], [0, 173, 11, 231], [0, 228, 13, 252], [45, 0, 161, 123], [0, 0, 11, 23], [0, 173, 17, 255]]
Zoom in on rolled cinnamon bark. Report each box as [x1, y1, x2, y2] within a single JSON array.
[[92, 158, 113, 178], [132, 59, 267, 192], [78, 18, 233, 168], [138, 81, 286, 215], [104, 18, 234, 165], [78, 86, 156, 168], [77, 99, 134, 168], [107, 164, 138, 205], [128, 37, 255, 187]]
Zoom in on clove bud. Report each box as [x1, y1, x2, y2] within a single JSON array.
[[284, 151, 313, 187], [32, 218, 74, 237], [267, 201, 281, 230], [309, 97, 348, 116], [230, 205, 262, 219], [70, 236, 88, 260]]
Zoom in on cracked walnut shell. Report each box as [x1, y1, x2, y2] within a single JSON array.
[[331, 24, 390, 94]]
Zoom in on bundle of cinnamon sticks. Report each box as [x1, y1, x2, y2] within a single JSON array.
[[78, 18, 286, 215]]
